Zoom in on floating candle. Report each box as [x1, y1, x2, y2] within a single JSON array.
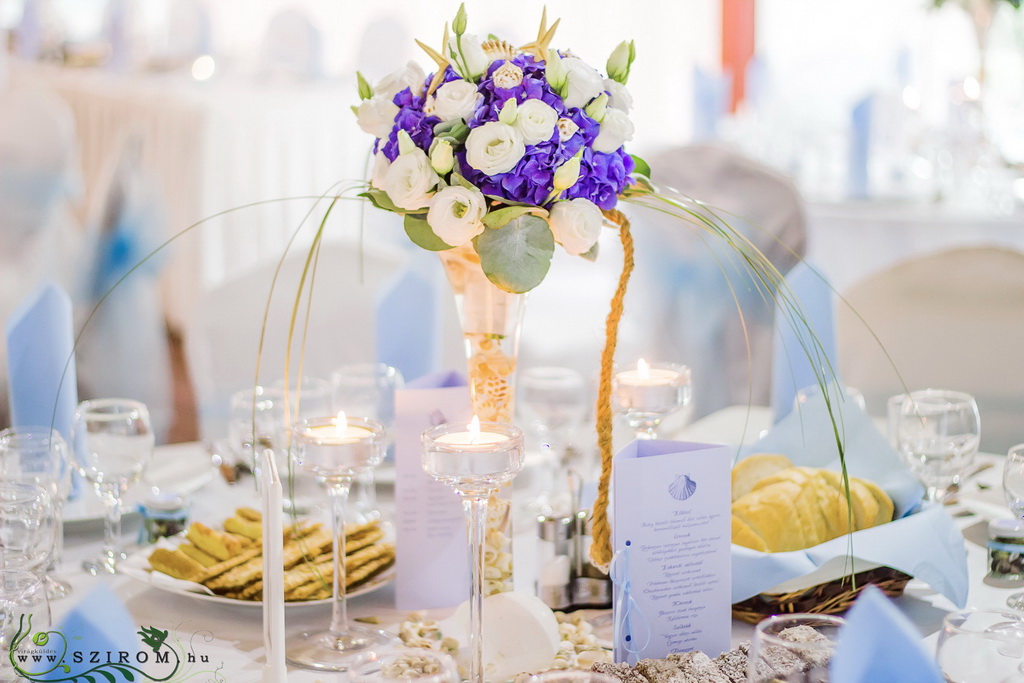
[[434, 416, 510, 446], [301, 411, 374, 444]]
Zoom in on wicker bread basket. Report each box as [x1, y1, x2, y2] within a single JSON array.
[[731, 565, 913, 624]]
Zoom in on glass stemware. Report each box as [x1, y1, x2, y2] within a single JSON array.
[[421, 419, 525, 683], [1002, 443, 1024, 610], [936, 609, 1024, 682], [0, 427, 72, 599], [0, 569, 51, 681], [895, 389, 981, 504], [72, 398, 154, 575], [350, 648, 460, 683], [0, 482, 55, 574], [612, 360, 692, 440], [746, 613, 845, 682], [285, 414, 397, 672]]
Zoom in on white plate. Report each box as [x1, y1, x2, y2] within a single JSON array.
[[64, 442, 217, 528]]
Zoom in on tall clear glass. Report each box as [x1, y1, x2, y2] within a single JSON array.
[[936, 609, 1024, 682], [0, 569, 51, 682], [72, 398, 154, 574], [0, 428, 71, 599], [0, 482, 55, 573], [421, 421, 525, 683], [285, 416, 397, 672], [1002, 443, 1024, 610], [895, 389, 980, 504]]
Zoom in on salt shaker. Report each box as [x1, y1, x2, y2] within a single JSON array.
[[537, 514, 575, 611], [571, 511, 612, 609]]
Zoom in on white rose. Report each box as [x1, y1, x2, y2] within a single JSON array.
[[561, 57, 604, 109], [433, 80, 482, 122], [427, 185, 487, 247], [370, 152, 390, 190], [492, 61, 524, 89], [549, 198, 603, 256], [356, 95, 399, 139], [603, 79, 633, 112], [514, 99, 558, 145], [465, 121, 526, 175], [375, 61, 426, 100], [592, 107, 635, 153], [449, 34, 491, 80], [382, 147, 438, 210]]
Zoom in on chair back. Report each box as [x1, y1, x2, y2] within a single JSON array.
[[837, 246, 1024, 453], [257, 8, 323, 79]]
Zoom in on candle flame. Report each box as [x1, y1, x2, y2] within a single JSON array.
[[637, 358, 650, 379], [468, 415, 481, 436], [335, 410, 348, 438]]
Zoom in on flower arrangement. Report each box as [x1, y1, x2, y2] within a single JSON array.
[[352, 5, 643, 293]]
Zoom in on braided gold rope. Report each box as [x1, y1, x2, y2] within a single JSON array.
[[589, 209, 634, 571]]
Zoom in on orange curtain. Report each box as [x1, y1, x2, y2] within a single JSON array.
[[721, 0, 755, 111]]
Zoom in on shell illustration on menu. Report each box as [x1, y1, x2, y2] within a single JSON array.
[[668, 474, 697, 501]]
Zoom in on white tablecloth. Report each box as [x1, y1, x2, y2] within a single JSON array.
[[50, 405, 1012, 681]]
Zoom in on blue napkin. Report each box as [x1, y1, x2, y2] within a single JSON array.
[[771, 261, 838, 423], [830, 586, 943, 683], [376, 252, 441, 384], [6, 282, 78, 456], [44, 583, 141, 682], [14, 0, 41, 59], [848, 94, 873, 199], [692, 65, 731, 141]]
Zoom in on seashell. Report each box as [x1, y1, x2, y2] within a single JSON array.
[[669, 474, 697, 501], [481, 39, 519, 62]]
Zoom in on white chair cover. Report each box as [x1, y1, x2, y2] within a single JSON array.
[[184, 241, 408, 441], [629, 144, 807, 418], [75, 134, 173, 441], [837, 246, 1024, 454], [257, 8, 323, 79]]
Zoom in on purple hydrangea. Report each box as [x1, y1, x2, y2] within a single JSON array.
[[564, 147, 635, 210], [380, 87, 441, 161]]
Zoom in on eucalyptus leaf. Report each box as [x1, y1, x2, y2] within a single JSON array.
[[630, 153, 652, 179], [359, 190, 403, 213], [482, 205, 542, 230], [473, 214, 554, 293], [450, 172, 478, 191], [404, 214, 454, 251]]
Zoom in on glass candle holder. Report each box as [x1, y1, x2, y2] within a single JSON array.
[[421, 419, 525, 683], [284, 414, 397, 672], [612, 360, 692, 439]]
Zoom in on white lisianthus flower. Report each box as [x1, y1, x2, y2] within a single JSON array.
[[514, 99, 558, 145], [557, 117, 580, 142], [549, 198, 603, 256], [561, 57, 605, 109], [465, 121, 526, 175], [603, 79, 633, 112], [492, 61, 524, 89], [449, 34, 491, 81], [430, 139, 456, 175], [370, 152, 391, 190], [382, 147, 438, 211], [593, 107, 635, 153], [433, 80, 482, 122], [427, 185, 487, 247], [356, 95, 399, 139], [375, 61, 426, 100]]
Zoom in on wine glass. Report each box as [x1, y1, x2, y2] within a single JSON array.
[[747, 613, 845, 682], [896, 390, 981, 504], [73, 398, 154, 575], [519, 367, 589, 516], [0, 427, 72, 599], [936, 609, 1024, 682], [350, 648, 460, 683], [0, 482, 55, 573], [421, 419, 525, 683], [1002, 443, 1024, 610], [0, 569, 51, 681], [285, 414, 397, 672], [331, 363, 403, 523], [612, 360, 692, 440]]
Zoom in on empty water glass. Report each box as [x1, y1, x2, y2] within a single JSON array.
[[936, 609, 1024, 682], [1002, 443, 1024, 610], [350, 648, 460, 683], [73, 399, 154, 575], [0, 483, 55, 574], [0, 569, 51, 680], [895, 390, 981, 504], [0, 428, 72, 599], [747, 614, 845, 682]]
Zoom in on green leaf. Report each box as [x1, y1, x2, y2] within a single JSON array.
[[97, 668, 117, 683], [473, 214, 554, 293], [579, 240, 600, 262], [450, 172, 478, 192], [404, 214, 454, 251], [114, 666, 136, 681], [630, 154, 652, 179], [356, 71, 374, 100], [483, 194, 534, 208], [358, 190, 402, 213], [482, 205, 541, 230]]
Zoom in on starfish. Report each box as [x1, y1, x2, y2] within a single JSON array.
[[416, 22, 451, 97], [520, 7, 561, 62]]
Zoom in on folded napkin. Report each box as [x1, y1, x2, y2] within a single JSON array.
[[55, 583, 140, 678], [376, 253, 441, 384], [732, 384, 968, 607], [848, 94, 873, 199], [692, 65, 731, 141], [830, 586, 943, 683], [6, 283, 78, 449]]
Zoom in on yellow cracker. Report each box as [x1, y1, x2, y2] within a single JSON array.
[[187, 521, 242, 561], [148, 548, 206, 582], [235, 507, 262, 522], [199, 547, 262, 583], [178, 543, 219, 568], [224, 517, 263, 541]]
